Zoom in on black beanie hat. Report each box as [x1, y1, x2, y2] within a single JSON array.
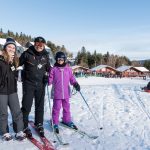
[[34, 36, 46, 43], [4, 37, 17, 50]]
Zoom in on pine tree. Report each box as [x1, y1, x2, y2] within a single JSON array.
[[144, 60, 150, 70]]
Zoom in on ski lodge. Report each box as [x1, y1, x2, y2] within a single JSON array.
[[91, 65, 119, 77], [117, 65, 149, 78]]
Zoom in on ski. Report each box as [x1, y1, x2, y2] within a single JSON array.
[[47, 120, 69, 146], [54, 132, 69, 146], [29, 120, 55, 150], [27, 136, 45, 150], [10, 122, 45, 150], [59, 122, 98, 139]]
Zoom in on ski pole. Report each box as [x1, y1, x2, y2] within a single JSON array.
[[46, 85, 60, 142], [79, 91, 103, 130], [46, 85, 55, 132], [46, 85, 52, 120]]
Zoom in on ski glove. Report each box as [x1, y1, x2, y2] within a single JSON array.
[[73, 82, 80, 91], [43, 74, 49, 85]]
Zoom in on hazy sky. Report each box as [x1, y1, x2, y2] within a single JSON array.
[[1, 0, 150, 60]]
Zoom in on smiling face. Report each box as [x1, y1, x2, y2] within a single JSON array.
[[34, 42, 45, 52], [5, 44, 16, 62]]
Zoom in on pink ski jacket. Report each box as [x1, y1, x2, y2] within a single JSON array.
[[48, 65, 77, 99]]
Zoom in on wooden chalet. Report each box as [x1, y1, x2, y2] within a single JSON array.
[[117, 65, 149, 78], [91, 65, 119, 77]]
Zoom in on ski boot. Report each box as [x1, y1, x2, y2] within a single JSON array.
[[53, 124, 59, 134], [24, 127, 32, 138], [15, 131, 26, 141], [63, 122, 78, 130], [2, 133, 13, 141], [36, 123, 44, 137]]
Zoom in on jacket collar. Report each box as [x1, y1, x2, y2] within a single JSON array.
[[27, 46, 48, 56]]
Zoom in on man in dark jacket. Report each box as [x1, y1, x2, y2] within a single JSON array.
[[19, 37, 51, 137]]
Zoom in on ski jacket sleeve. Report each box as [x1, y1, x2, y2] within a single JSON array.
[[19, 51, 26, 66], [43, 54, 51, 85], [0, 65, 2, 85], [0, 59, 6, 87], [45, 54, 51, 73], [48, 67, 54, 85], [69, 68, 77, 85]]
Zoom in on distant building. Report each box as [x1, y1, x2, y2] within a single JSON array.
[[25, 41, 55, 65], [0, 38, 24, 56], [71, 65, 90, 77], [91, 65, 119, 77], [134, 67, 150, 78], [134, 67, 149, 73], [117, 65, 149, 78]]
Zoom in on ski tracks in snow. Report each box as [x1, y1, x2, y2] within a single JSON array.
[[70, 84, 150, 150], [111, 84, 150, 150]]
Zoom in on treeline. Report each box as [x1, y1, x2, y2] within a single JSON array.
[[0, 28, 150, 69], [75, 46, 147, 69], [0, 28, 33, 46], [76, 46, 131, 68], [0, 28, 72, 57], [143, 60, 150, 71], [46, 41, 72, 57]]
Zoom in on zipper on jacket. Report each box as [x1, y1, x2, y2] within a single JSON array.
[[61, 69, 64, 99]]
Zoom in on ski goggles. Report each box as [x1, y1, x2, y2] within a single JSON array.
[[57, 58, 65, 61]]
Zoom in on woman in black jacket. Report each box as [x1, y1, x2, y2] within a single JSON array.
[[0, 38, 26, 141]]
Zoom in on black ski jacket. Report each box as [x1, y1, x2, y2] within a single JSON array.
[[19, 46, 50, 86], [0, 56, 17, 95]]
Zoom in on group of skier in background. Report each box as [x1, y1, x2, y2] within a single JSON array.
[[0, 36, 80, 141]]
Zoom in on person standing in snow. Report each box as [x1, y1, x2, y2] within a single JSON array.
[[48, 51, 80, 134], [19, 37, 50, 138], [0, 38, 26, 141]]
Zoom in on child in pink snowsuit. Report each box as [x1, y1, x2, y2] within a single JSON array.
[[48, 51, 80, 133]]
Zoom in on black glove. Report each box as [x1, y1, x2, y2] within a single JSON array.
[[73, 82, 80, 91], [43, 74, 49, 85]]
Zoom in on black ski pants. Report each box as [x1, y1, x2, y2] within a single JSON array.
[[21, 82, 45, 129]]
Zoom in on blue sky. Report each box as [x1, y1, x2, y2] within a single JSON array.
[[1, 0, 150, 60]]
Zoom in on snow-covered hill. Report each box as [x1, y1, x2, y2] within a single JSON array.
[[1, 77, 150, 150]]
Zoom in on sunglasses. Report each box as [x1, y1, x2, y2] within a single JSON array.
[[57, 58, 65, 61]]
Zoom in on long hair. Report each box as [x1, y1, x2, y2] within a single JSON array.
[[2, 50, 19, 68]]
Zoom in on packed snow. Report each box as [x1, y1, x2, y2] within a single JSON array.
[[1, 77, 150, 150]]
